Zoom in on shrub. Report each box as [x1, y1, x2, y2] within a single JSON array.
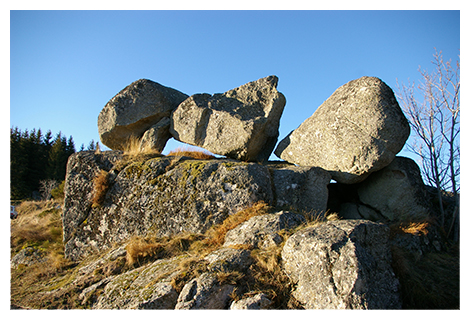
[[51, 180, 65, 200]]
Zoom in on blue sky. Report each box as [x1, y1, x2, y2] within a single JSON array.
[[9, 9, 460, 159]]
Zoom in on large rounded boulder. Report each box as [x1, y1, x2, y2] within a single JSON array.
[[98, 79, 188, 151], [275, 76, 410, 183]]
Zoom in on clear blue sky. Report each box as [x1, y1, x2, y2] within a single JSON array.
[[9, 10, 460, 159]]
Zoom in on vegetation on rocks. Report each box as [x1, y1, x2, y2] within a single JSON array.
[[11, 189, 459, 309]]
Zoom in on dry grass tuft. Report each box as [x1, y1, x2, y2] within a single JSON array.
[[121, 135, 157, 156], [125, 233, 205, 267], [390, 219, 431, 237], [92, 170, 109, 208], [170, 256, 208, 292], [249, 245, 300, 309], [199, 201, 271, 251], [167, 147, 216, 160], [126, 237, 163, 266]]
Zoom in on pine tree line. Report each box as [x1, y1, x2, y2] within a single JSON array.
[[10, 127, 95, 200]]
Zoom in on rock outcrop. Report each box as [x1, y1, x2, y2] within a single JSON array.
[[98, 79, 188, 151], [275, 76, 410, 184], [327, 156, 431, 222], [230, 293, 273, 309], [175, 272, 235, 309], [94, 255, 182, 309], [11, 247, 47, 268], [223, 211, 306, 249], [52, 75, 441, 310], [282, 219, 401, 309], [270, 165, 331, 212], [63, 151, 330, 261], [356, 156, 431, 221], [170, 75, 286, 162]]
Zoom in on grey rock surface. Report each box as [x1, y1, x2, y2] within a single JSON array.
[[11, 247, 48, 268], [282, 219, 401, 309], [63, 152, 273, 261], [170, 75, 286, 162], [270, 165, 331, 212], [94, 255, 183, 309], [223, 211, 305, 249], [275, 76, 409, 184], [98, 79, 188, 151], [356, 156, 431, 221], [230, 293, 273, 309], [175, 272, 235, 309], [138, 117, 172, 152], [204, 247, 253, 273]]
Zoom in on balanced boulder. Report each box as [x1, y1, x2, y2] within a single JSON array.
[[98, 79, 188, 151], [170, 75, 286, 162], [275, 76, 410, 183]]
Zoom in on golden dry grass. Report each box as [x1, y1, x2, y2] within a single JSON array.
[[125, 233, 205, 267], [92, 169, 110, 208], [390, 219, 431, 237], [167, 146, 216, 160], [11, 200, 63, 253], [199, 201, 271, 251], [121, 135, 158, 156]]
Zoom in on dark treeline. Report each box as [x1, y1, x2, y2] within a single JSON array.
[[10, 127, 97, 200]]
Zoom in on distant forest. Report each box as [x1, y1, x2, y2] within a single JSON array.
[[10, 127, 97, 200]]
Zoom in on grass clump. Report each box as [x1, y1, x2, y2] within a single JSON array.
[[197, 201, 271, 251], [125, 233, 205, 267], [167, 146, 216, 160], [92, 170, 110, 208], [121, 135, 159, 156], [389, 219, 431, 237]]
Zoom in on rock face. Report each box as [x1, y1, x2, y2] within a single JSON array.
[[230, 293, 273, 309], [63, 152, 273, 261], [170, 75, 286, 162], [63, 151, 330, 261], [223, 211, 306, 249], [11, 247, 47, 268], [275, 76, 410, 184], [94, 255, 183, 309], [327, 157, 431, 222], [282, 220, 401, 309], [175, 272, 235, 309], [98, 79, 188, 151], [63, 150, 124, 256], [270, 165, 331, 212], [356, 156, 431, 221]]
